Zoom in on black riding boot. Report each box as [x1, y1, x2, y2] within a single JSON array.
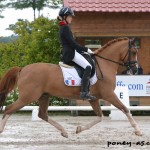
[[80, 66, 96, 100]]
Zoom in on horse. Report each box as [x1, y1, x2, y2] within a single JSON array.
[[0, 37, 142, 138]]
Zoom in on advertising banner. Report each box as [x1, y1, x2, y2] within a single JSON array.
[[116, 75, 150, 96]]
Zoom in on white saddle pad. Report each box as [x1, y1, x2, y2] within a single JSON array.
[[60, 66, 98, 86]]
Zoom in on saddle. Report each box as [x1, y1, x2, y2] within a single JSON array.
[[59, 53, 96, 78]]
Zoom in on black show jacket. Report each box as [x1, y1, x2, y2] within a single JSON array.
[[59, 24, 88, 63]]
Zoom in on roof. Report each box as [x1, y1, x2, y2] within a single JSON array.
[[63, 0, 150, 12]]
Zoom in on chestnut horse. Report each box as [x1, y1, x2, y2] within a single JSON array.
[[0, 37, 142, 138]]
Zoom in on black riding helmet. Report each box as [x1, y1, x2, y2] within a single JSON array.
[[59, 7, 75, 18]]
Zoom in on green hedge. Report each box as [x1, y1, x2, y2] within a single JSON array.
[[5, 89, 69, 106]]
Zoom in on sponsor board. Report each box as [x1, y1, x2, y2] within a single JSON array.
[[116, 75, 150, 96]]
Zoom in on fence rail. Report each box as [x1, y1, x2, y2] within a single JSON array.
[[2, 106, 150, 111]]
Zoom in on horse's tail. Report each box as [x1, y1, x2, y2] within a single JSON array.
[[0, 67, 22, 111]]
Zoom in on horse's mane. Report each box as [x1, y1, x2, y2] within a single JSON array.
[[95, 37, 129, 54]]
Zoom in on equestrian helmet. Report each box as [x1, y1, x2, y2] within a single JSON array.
[[59, 7, 75, 17]]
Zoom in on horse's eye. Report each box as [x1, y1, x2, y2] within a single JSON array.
[[131, 47, 137, 54], [132, 51, 137, 55]]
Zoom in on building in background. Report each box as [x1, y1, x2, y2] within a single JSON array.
[[63, 0, 150, 106]]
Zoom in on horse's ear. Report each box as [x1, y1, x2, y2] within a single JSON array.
[[129, 38, 137, 48], [130, 38, 137, 45]]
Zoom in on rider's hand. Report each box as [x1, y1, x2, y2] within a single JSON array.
[[87, 49, 94, 54]]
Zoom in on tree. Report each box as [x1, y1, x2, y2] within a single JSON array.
[[0, 16, 68, 106], [0, 0, 7, 18], [7, 0, 62, 20], [0, 16, 61, 74], [7, 16, 61, 64]]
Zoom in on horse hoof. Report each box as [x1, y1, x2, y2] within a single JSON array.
[[76, 126, 82, 134], [135, 131, 142, 136], [61, 132, 68, 138]]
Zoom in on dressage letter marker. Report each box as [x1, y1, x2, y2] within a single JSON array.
[[120, 92, 123, 99], [109, 86, 130, 120]]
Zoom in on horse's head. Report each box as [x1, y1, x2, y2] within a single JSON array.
[[94, 37, 139, 76], [121, 38, 138, 75]]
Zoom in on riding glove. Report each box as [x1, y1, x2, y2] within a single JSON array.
[[87, 49, 94, 54]]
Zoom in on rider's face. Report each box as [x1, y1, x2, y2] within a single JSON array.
[[66, 15, 73, 24]]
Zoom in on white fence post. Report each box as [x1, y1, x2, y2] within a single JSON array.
[[32, 107, 41, 121], [109, 86, 130, 120]]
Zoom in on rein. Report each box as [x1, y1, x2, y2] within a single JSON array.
[[93, 39, 138, 79], [94, 54, 137, 67], [93, 54, 127, 80], [94, 54, 125, 66]]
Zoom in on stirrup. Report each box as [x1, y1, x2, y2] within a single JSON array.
[[80, 92, 97, 101]]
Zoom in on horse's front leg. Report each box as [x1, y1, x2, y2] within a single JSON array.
[[125, 112, 142, 136], [76, 99, 102, 134], [105, 93, 142, 136]]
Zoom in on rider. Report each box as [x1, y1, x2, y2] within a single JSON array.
[[58, 7, 96, 101]]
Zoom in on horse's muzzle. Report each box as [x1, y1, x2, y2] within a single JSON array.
[[130, 65, 138, 75]]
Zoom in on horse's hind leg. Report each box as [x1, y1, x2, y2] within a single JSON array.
[[76, 99, 102, 134], [0, 114, 10, 133], [105, 93, 142, 136], [38, 94, 68, 138], [0, 85, 42, 133], [0, 98, 30, 133]]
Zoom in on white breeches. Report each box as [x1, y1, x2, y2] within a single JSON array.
[[72, 50, 92, 69]]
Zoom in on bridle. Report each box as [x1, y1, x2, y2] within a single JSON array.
[[122, 39, 138, 70], [93, 39, 138, 79]]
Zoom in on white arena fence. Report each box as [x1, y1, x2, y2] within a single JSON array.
[[2, 106, 150, 121], [2, 106, 150, 111], [1, 87, 150, 120], [19, 106, 150, 111]]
